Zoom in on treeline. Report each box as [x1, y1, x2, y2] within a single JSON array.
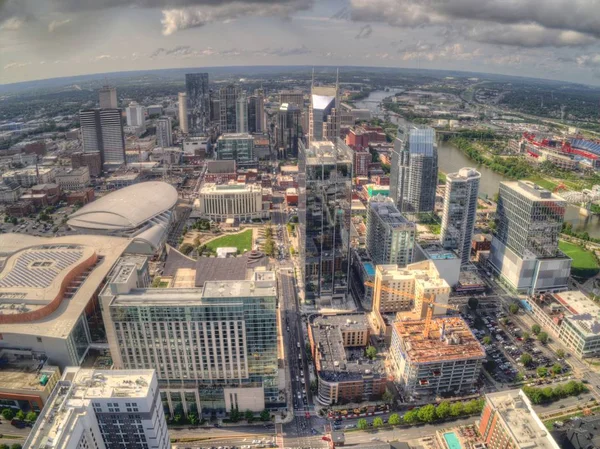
[[523, 380, 586, 405], [562, 222, 600, 245]]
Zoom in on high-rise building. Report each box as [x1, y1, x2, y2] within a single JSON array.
[[220, 84, 240, 134], [276, 103, 301, 158], [390, 127, 438, 214], [248, 91, 266, 133], [299, 139, 353, 304], [80, 109, 125, 168], [178, 92, 189, 133], [125, 101, 145, 128], [309, 82, 340, 144], [100, 271, 278, 415], [99, 85, 117, 109], [236, 91, 248, 133], [216, 133, 255, 167], [23, 367, 170, 449], [156, 117, 173, 148], [185, 73, 210, 134], [279, 90, 304, 108], [489, 180, 571, 293], [440, 168, 481, 265], [366, 195, 416, 267]]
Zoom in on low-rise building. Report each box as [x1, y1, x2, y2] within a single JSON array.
[[0, 181, 22, 203], [216, 133, 255, 167], [54, 167, 90, 191], [2, 166, 55, 187], [194, 183, 270, 222]]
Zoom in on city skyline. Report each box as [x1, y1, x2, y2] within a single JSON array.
[[2, 0, 600, 85]]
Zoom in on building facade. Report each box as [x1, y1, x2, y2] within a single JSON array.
[[220, 84, 240, 134], [309, 85, 340, 144], [216, 133, 255, 167], [178, 92, 189, 134], [156, 117, 173, 148], [279, 90, 304, 108], [236, 92, 248, 133], [185, 73, 210, 134], [248, 90, 266, 133], [54, 167, 90, 191], [99, 85, 117, 109], [440, 168, 481, 265], [194, 183, 269, 222], [126, 101, 145, 128], [276, 103, 301, 159], [79, 109, 125, 168]]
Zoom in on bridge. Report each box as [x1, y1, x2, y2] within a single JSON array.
[[558, 185, 600, 215]]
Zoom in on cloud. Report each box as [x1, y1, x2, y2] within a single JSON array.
[[150, 44, 311, 59], [3, 61, 31, 69], [48, 18, 71, 32], [93, 54, 113, 61], [467, 23, 596, 48], [0, 16, 24, 30], [355, 24, 372, 39], [399, 42, 482, 62], [577, 54, 600, 68]]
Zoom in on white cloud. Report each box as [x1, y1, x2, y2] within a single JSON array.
[[0, 17, 24, 31], [48, 18, 71, 32], [3, 61, 32, 70]]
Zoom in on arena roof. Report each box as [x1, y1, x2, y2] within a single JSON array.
[[67, 181, 178, 232]]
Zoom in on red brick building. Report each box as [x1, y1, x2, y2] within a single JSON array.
[[353, 150, 371, 177]]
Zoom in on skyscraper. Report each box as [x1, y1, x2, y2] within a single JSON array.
[[220, 84, 240, 134], [440, 168, 481, 265], [125, 101, 145, 127], [80, 109, 125, 168], [299, 139, 353, 304], [279, 90, 304, 108], [248, 90, 266, 133], [276, 103, 301, 158], [390, 127, 438, 214], [156, 117, 173, 148], [185, 73, 209, 134], [236, 91, 248, 133], [366, 195, 416, 267], [308, 81, 340, 144], [99, 85, 117, 109], [178, 92, 189, 133]]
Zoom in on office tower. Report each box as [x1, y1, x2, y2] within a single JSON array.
[[366, 195, 416, 267], [236, 91, 248, 133], [440, 168, 481, 265], [309, 79, 340, 144], [156, 116, 173, 147], [100, 271, 278, 415], [279, 90, 304, 107], [276, 103, 301, 158], [210, 93, 221, 122], [390, 127, 438, 214], [125, 101, 145, 127], [178, 92, 189, 133], [216, 133, 255, 167], [185, 73, 210, 134], [24, 367, 170, 449], [248, 91, 266, 133], [490, 180, 571, 293], [80, 109, 125, 168], [299, 139, 353, 304], [220, 84, 240, 134], [99, 85, 117, 108]]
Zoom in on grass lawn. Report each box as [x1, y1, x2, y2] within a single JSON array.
[[526, 175, 558, 192], [559, 240, 600, 279], [206, 229, 253, 253]]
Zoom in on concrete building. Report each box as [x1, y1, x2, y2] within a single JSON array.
[[309, 82, 340, 144], [0, 182, 22, 203], [155, 117, 173, 148], [194, 183, 269, 222], [23, 367, 170, 449], [390, 127, 438, 214], [353, 150, 371, 177], [489, 181, 571, 293], [79, 109, 125, 168], [236, 91, 248, 133], [125, 101, 145, 128], [216, 133, 255, 167], [2, 166, 55, 187], [366, 195, 416, 267], [220, 84, 240, 134], [71, 151, 102, 177], [277, 103, 301, 159], [414, 242, 461, 288], [308, 314, 386, 406], [54, 167, 90, 191], [479, 389, 560, 449], [299, 139, 353, 304], [100, 271, 278, 415], [185, 73, 210, 134], [178, 92, 189, 133], [389, 317, 485, 398], [279, 90, 304, 108], [440, 168, 481, 265], [99, 85, 117, 109]]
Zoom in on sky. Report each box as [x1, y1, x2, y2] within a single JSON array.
[[1, 0, 600, 86]]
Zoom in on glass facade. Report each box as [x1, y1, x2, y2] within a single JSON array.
[[185, 73, 210, 134]]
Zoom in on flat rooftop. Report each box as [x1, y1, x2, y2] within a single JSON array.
[[420, 243, 459, 260], [200, 183, 262, 193], [304, 140, 353, 164], [486, 389, 560, 449], [393, 317, 485, 364], [369, 196, 414, 229], [502, 180, 566, 203], [0, 358, 59, 393], [545, 291, 600, 337], [202, 275, 277, 299]]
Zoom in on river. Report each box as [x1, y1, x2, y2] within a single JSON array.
[[355, 90, 600, 237]]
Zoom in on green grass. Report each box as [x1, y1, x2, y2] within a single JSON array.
[[428, 223, 441, 235], [526, 176, 558, 192], [543, 406, 600, 431], [559, 240, 600, 279], [438, 172, 447, 184], [206, 229, 253, 253]]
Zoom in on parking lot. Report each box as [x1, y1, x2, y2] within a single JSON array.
[[1, 203, 77, 237]]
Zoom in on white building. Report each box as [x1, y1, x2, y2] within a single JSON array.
[[125, 101, 146, 128], [23, 367, 170, 449], [155, 117, 173, 148], [54, 167, 90, 191], [178, 92, 189, 134], [99, 85, 117, 109], [194, 183, 269, 222], [2, 165, 56, 187], [236, 92, 248, 133]]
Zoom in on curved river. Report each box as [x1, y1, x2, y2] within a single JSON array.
[[356, 90, 600, 237]]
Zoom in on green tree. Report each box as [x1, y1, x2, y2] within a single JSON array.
[[417, 404, 436, 423], [537, 367, 548, 378], [464, 399, 484, 415], [382, 389, 394, 404], [531, 324, 541, 335], [15, 410, 25, 421], [0, 444, 8, 449], [556, 349, 566, 359], [373, 417, 384, 428], [388, 413, 401, 425], [520, 353, 533, 366], [509, 303, 519, 314], [229, 406, 241, 422], [26, 411, 37, 422], [551, 363, 563, 375], [173, 414, 182, 424], [482, 336, 492, 345], [357, 418, 369, 430], [245, 410, 254, 422], [187, 412, 198, 425], [365, 346, 377, 360], [2, 408, 14, 420], [450, 402, 464, 417], [403, 410, 419, 425], [179, 243, 194, 255], [182, 226, 188, 235], [522, 332, 531, 341], [515, 372, 525, 382], [500, 317, 509, 325], [11, 445, 22, 449], [468, 297, 479, 310], [538, 332, 549, 344], [436, 401, 451, 420], [260, 409, 271, 422]]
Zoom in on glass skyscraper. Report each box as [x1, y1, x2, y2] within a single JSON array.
[[185, 73, 210, 134]]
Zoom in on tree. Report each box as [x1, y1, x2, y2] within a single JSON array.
[[531, 324, 541, 335], [417, 404, 436, 423], [464, 399, 484, 415], [468, 297, 479, 310], [538, 332, 549, 344], [450, 402, 464, 417], [537, 367, 548, 378], [229, 406, 241, 422], [365, 346, 377, 360], [373, 417, 384, 428], [551, 363, 563, 375], [556, 349, 566, 359], [522, 332, 531, 341], [173, 414, 182, 424], [382, 389, 395, 404], [260, 409, 271, 422], [182, 226, 188, 235], [509, 303, 520, 314], [520, 353, 533, 366], [0, 445, 8, 449], [2, 408, 14, 420], [482, 336, 492, 345], [515, 372, 525, 382], [388, 413, 401, 425], [436, 401, 451, 420], [188, 412, 198, 425], [11, 445, 22, 449], [179, 243, 194, 255], [26, 411, 37, 422], [564, 380, 585, 396], [245, 410, 254, 422], [500, 317, 509, 325], [403, 410, 419, 425], [15, 410, 25, 421], [357, 418, 369, 430]]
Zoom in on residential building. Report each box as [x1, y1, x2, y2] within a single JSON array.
[[2, 166, 55, 187], [414, 242, 462, 288], [194, 183, 269, 222], [366, 195, 416, 267], [185, 73, 210, 134], [276, 103, 301, 159], [23, 367, 170, 449], [390, 127, 438, 214], [389, 317, 485, 398], [479, 389, 560, 449], [279, 90, 304, 108], [299, 139, 353, 304], [489, 181, 571, 293], [72, 151, 102, 177], [309, 82, 340, 144], [353, 150, 371, 177], [178, 92, 189, 133], [236, 92, 248, 133], [220, 84, 240, 134], [99, 85, 117, 109], [54, 167, 90, 191], [440, 168, 481, 265], [126, 101, 145, 128], [79, 109, 125, 168], [156, 117, 173, 148], [216, 133, 255, 167], [100, 271, 278, 415], [308, 314, 386, 406]]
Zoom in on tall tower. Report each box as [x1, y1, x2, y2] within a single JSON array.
[[80, 108, 125, 169], [308, 70, 340, 144], [99, 85, 117, 109], [125, 101, 145, 128], [440, 168, 481, 265], [156, 117, 173, 148], [178, 92, 189, 133], [220, 84, 240, 134], [236, 91, 248, 133], [185, 73, 210, 134]]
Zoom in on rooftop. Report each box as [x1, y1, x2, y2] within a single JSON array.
[[200, 183, 262, 194], [502, 180, 565, 203], [533, 290, 600, 337], [420, 243, 459, 261], [0, 353, 59, 393], [369, 195, 414, 229], [447, 167, 481, 182], [393, 317, 485, 364], [304, 139, 353, 164]]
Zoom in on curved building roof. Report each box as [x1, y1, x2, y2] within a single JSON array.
[[67, 182, 178, 232]]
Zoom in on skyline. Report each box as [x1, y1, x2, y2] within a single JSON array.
[[1, 0, 600, 86]]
